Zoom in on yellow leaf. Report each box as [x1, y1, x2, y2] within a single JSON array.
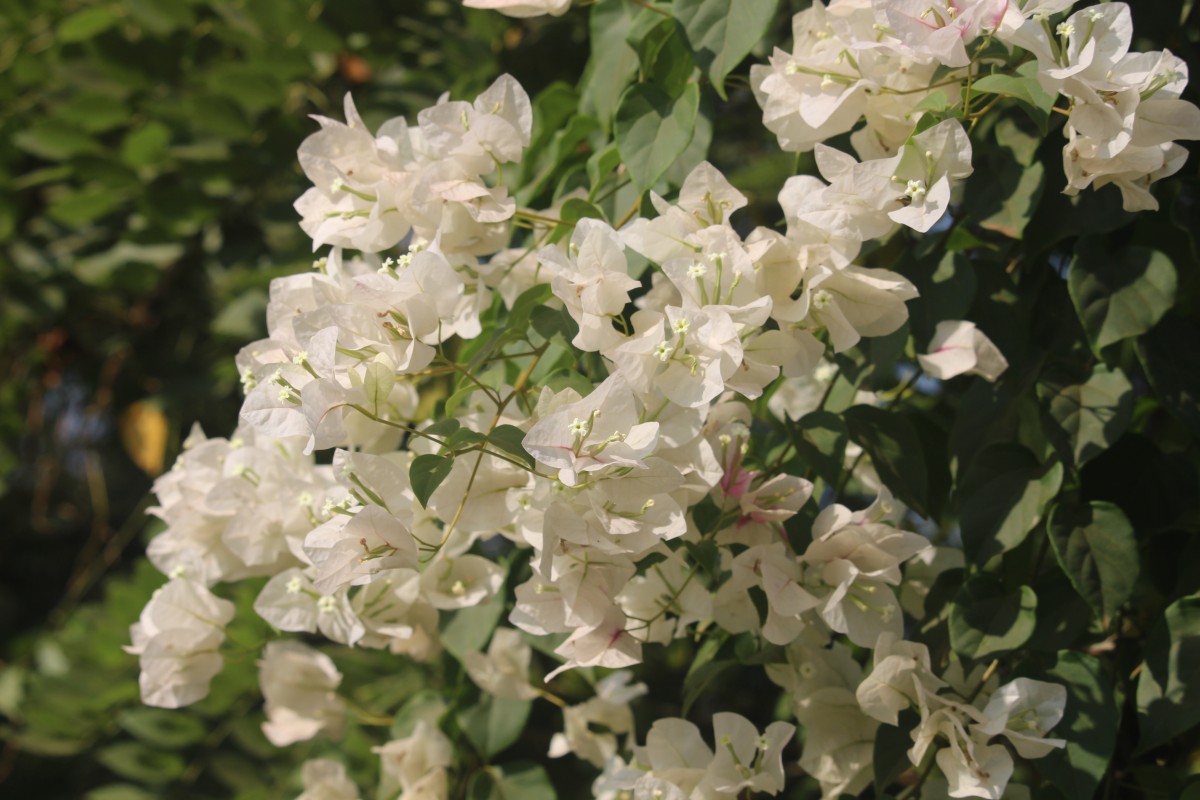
[[120, 401, 168, 476]]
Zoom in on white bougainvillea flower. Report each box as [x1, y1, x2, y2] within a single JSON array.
[[464, 627, 540, 700], [706, 712, 796, 795], [373, 720, 453, 796], [259, 641, 344, 747], [523, 374, 660, 484], [295, 759, 360, 800], [874, 0, 1010, 68], [541, 218, 640, 352], [974, 678, 1068, 758], [919, 319, 1009, 381], [856, 633, 948, 725], [303, 505, 418, 594], [462, 0, 571, 18], [548, 671, 646, 767]]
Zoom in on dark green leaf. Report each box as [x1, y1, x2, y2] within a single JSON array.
[[468, 762, 556, 800], [1068, 241, 1177, 351], [1036, 651, 1119, 799], [1136, 315, 1200, 438], [843, 405, 929, 516], [790, 410, 848, 487], [958, 444, 1062, 564], [488, 425, 536, 469], [615, 82, 700, 193], [874, 709, 920, 796], [116, 708, 206, 748], [682, 659, 737, 716], [1137, 593, 1200, 753], [1038, 365, 1134, 467], [1048, 501, 1138, 626], [673, 0, 779, 99], [410, 454, 453, 508], [95, 743, 185, 786], [949, 576, 1037, 660]]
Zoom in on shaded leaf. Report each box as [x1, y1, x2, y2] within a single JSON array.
[[1038, 365, 1134, 467], [958, 444, 1062, 564], [1069, 241, 1176, 351], [949, 576, 1037, 660], [843, 405, 929, 516], [1137, 594, 1200, 753], [410, 454, 453, 508], [458, 695, 532, 760], [1048, 501, 1138, 626], [1036, 651, 1119, 799]]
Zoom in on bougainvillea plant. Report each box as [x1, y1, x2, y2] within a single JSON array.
[[126, 1, 1200, 798]]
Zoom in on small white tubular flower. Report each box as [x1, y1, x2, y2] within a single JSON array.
[[919, 319, 1009, 382], [463, 628, 539, 700], [461, 0, 571, 18], [259, 641, 345, 747], [974, 678, 1068, 758], [706, 712, 796, 796], [295, 759, 359, 800]]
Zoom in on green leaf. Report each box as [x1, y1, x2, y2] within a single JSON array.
[[410, 454, 453, 508], [468, 763, 556, 800], [116, 708, 206, 748], [1048, 501, 1138, 626], [958, 444, 1062, 565], [615, 82, 700, 193], [970, 63, 1056, 133], [682, 659, 737, 716], [1036, 651, 1119, 799], [120, 122, 171, 168], [458, 695, 532, 760], [874, 709, 920, 796], [579, 0, 643, 129], [587, 142, 622, 193], [58, 8, 120, 42], [14, 123, 103, 161], [488, 425, 536, 469], [86, 787, 159, 800], [1038, 365, 1134, 467], [790, 410, 848, 487], [530, 305, 579, 345], [441, 587, 506, 661], [842, 405, 929, 516], [1137, 593, 1200, 753], [673, 0, 779, 99], [1137, 315, 1200, 438], [95, 742, 185, 786], [1068, 241, 1177, 351], [949, 576, 1037, 660], [503, 283, 555, 343], [424, 418, 462, 439]]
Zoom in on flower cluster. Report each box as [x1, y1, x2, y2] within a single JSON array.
[[752, 0, 1200, 211], [125, 1, 1197, 797]]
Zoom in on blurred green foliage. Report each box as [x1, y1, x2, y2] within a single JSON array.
[[0, 1, 586, 793]]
